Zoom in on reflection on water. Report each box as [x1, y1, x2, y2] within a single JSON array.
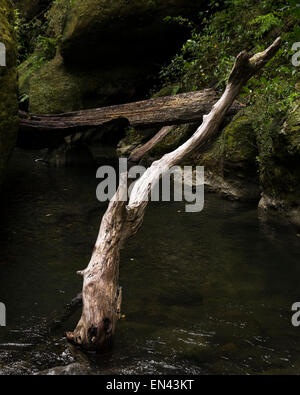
[[0, 148, 300, 375]]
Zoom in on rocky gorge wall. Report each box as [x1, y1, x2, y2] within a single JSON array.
[[16, 0, 300, 230], [0, 0, 18, 188], [117, 1, 300, 230], [19, 0, 207, 113]]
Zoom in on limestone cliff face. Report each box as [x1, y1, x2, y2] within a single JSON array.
[[0, 0, 18, 187]]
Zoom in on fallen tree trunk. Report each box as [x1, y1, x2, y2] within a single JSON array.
[[18, 89, 242, 144], [66, 38, 281, 352]]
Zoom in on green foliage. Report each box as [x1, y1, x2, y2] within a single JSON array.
[[17, 33, 58, 106], [19, 93, 29, 104], [250, 13, 281, 39], [36, 35, 58, 60], [158, 0, 300, 202], [159, 0, 299, 96], [14, 1, 64, 65], [46, 0, 75, 37], [14, 8, 46, 64]]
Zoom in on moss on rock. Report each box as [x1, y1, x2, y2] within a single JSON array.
[[26, 54, 82, 113], [0, 0, 18, 187], [198, 100, 300, 210], [201, 110, 258, 177], [196, 109, 259, 201], [21, 52, 155, 113], [19, 0, 206, 113], [284, 104, 300, 157], [258, 104, 300, 205], [148, 123, 198, 158], [60, 0, 205, 65]]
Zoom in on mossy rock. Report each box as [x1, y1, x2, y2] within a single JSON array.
[[189, 107, 260, 201], [201, 109, 259, 179], [284, 104, 300, 157], [19, 0, 206, 113], [18, 52, 48, 105], [21, 52, 154, 113], [199, 101, 300, 207], [60, 0, 205, 65], [148, 123, 198, 159], [261, 104, 300, 204], [0, 0, 19, 187], [117, 123, 198, 165], [25, 54, 82, 114]]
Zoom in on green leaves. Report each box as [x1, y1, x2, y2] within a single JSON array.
[[249, 13, 282, 39], [159, 0, 299, 99]]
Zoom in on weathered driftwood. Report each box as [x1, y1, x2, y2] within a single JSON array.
[[66, 38, 281, 352], [47, 127, 173, 332], [66, 178, 127, 352], [129, 125, 175, 163], [18, 89, 242, 141]]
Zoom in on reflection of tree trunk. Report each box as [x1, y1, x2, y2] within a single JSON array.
[[66, 38, 281, 352], [48, 293, 82, 332]]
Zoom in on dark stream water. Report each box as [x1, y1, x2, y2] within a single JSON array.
[[0, 148, 300, 375]]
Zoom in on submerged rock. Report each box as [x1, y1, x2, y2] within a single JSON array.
[[0, 0, 19, 188], [258, 193, 300, 231]]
